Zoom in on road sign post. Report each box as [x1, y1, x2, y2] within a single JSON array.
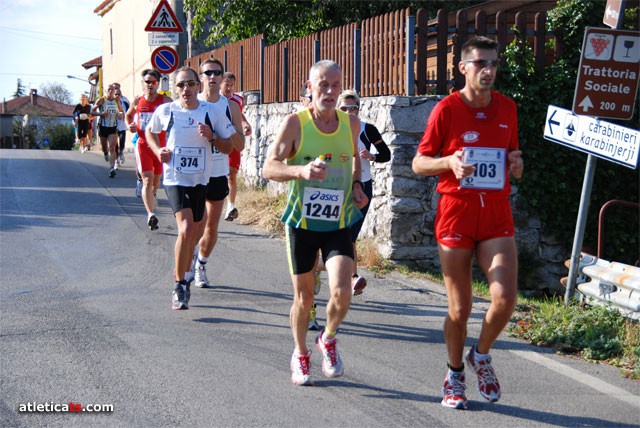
[[151, 46, 179, 75], [544, 105, 640, 169], [149, 32, 179, 46], [144, 0, 184, 33], [544, 104, 640, 304], [572, 26, 640, 120], [603, 0, 625, 28]]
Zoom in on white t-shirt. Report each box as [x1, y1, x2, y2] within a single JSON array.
[[148, 100, 233, 186], [116, 96, 130, 132], [197, 93, 235, 177]]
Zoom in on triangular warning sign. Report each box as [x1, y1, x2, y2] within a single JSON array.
[[145, 0, 184, 33]]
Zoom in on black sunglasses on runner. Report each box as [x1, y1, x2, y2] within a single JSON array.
[[202, 69, 223, 77]]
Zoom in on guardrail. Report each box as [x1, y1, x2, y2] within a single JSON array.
[[563, 253, 640, 320]]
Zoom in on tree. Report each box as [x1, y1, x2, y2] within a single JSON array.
[[13, 79, 26, 98], [185, 0, 484, 46], [39, 81, 73, 105]]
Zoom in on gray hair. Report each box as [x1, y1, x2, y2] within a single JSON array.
[[309, 60, 341, 80]]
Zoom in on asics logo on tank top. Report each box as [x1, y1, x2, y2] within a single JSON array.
[[475, 112, 487, 119]]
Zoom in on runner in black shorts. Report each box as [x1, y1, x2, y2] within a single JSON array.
[[165, 185, 208, 223], [190, 59, 244, 289], [73, 94, 92, 153], [262, 60, 368, 386], [145, 66, 234, 311], [286, 227, 354, 274]]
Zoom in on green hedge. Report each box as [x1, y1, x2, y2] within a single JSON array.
[[47, 123, 75, 151], [495, 0, 639, 266]]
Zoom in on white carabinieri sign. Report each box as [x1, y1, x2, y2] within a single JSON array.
[[544, 104, 639, 169]]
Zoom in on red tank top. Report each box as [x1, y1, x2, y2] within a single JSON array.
[[136, 95, 167, 146]]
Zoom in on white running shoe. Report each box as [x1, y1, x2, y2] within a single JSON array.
[[290, 351, 313, 386], [466, 345, 501, 402], [441, 369, 468, 409], [315, 331, 344, 378], [194, 264, 210, 288], [135, 179, 143, 198]]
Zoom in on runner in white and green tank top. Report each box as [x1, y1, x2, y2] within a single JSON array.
[[281, 108, 362, 231], [262, 60, 369, 386]]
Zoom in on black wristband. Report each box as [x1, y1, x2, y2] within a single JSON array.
[[352, 180, 364, 190]]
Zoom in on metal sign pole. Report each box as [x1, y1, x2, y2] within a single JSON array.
[[564, 1, 631, 305], [564, 154, 597, 304]]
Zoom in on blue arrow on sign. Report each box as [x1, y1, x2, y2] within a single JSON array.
[[547, 109, 560, 135]]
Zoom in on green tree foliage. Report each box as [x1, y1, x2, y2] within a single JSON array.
[[13, 78, 26, 98], [184, 0, 484, 46], [496, 0, 639, 266]]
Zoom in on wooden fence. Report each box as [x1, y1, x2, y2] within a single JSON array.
[[184, 7, 560, 103]]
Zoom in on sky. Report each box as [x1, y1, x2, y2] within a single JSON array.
[[0, 0, 103, 105]]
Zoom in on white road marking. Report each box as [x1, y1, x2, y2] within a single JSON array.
[[511, 350, 640, 409]]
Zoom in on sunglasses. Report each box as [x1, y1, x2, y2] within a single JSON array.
[[202, 69, 223, 77], [176, 80, 198, 88], [340, 105, 359, 112], [143, 80, 158, 85], [464, 59, 500, 68]]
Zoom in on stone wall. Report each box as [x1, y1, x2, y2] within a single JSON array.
[[239, 93, 566, 291]]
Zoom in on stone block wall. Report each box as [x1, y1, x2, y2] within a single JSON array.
[[238, 93, 566, 291]]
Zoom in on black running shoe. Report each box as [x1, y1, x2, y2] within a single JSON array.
[[148, 214, 159, 230]]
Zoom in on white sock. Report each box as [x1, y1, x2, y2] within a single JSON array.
[[474, 346, 490, 361], [196, 254, 208, 267], [147, 212, 155, 220], [227, 203, 235, 212]]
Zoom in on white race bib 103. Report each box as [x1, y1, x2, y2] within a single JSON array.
[[460, 147, 506, 190]]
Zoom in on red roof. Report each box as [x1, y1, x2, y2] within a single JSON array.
[[3, 92, 74, 117], [82, 56, 102, 69]]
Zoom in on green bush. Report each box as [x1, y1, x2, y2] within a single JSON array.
[[510, 298, 640, 379], [47, 123, 75, 151]]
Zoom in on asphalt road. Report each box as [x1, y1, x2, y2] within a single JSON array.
[[1, 149, 639, 428]]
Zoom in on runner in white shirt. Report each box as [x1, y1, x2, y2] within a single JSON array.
[[146, 66, 234, 310], [190, 59, 245, 289]]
